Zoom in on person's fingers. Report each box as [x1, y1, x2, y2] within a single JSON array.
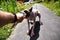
[[17, 16, 24, 23], [16, 13, 23, 17]]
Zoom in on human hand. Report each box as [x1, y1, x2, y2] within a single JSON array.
[[16, 13, 24, 23]]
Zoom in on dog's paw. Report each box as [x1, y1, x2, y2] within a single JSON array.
[[31, 31, 35, 37], [27, 30, 30, 35]]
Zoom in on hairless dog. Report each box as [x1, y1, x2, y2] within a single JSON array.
[[24, 7, 42, 37]]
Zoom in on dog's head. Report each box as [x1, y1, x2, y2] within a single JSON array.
[[24, 10, 30, 18], [23, 7, 33, 18]]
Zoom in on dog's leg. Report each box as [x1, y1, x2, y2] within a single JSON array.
[[27, 19, 30, 35], [37, 13, 43, 25], [31, 19, 35, 37]]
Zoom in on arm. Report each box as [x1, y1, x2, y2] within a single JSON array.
[[0, 10, 24, 27], [0, 10, 14, 27]]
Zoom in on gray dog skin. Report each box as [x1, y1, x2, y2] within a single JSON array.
[[24, 7, 42, 37]]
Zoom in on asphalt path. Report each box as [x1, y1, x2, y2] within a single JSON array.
[[7, 4, 60, 40]]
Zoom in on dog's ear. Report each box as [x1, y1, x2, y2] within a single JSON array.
[[24, 10, 28, 13], [29, 7, 33, 12]]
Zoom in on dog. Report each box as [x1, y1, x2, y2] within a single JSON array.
[[24, 7, 42, 37]]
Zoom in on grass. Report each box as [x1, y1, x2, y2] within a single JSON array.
[[0, 1, 33, 13], [0, 0, 17, 13], [42, 1, 60, 16], [0, 24, 12, 40], [0, 0, 33, 40]]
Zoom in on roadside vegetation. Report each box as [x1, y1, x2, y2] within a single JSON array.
[[41, 0, 60, 16], [0, 0, 33, 40]]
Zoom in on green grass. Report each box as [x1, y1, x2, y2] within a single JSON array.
[[0, 24, 12, 40], [0, 0, 18, 13], [0, 0, 33, 40], [42, 1, 60, 16], [34, 0, 41, 3]]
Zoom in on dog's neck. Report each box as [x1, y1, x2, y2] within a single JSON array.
[[27, 12, 35, 20]]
